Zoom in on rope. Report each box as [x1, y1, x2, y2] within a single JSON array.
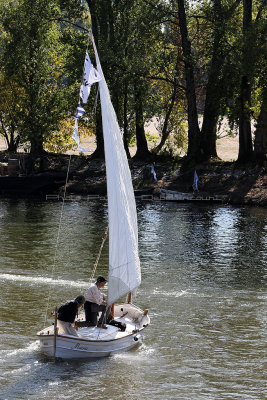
[[43, 154, 72, 327], [86, 223, 109, 341], [92, 87, 99, 114], [89, 224, 109, 283], [42, 31, 103, 327]]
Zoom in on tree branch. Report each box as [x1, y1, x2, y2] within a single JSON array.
[[147, 75, 186, 90]]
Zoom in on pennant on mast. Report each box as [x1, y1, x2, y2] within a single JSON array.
[[79, 51, 102, 104], [74, 103, 85, 119], [72, 119, 87, 152], [72, 48, 101, 151]]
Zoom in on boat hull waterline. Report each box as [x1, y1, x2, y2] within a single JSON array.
[[37, 303, 150, 359]]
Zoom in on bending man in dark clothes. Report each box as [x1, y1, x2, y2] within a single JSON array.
[[57, 295, 85, 336]]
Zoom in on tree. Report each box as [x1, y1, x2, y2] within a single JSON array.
[[176, 0, 201, 161], [238, 0, 254, 162], [220, 0, 267, 163], [200, 0, 242, 160], [86, 0, 105, 158], [133, 81, 151, 159], [0, 79, 21, 152], [0, 0, 86, 157], [86, 0, 162, 160], [253, 1, 267, 161], [254, 87, 267, 161], [147, 31, 187, 155]]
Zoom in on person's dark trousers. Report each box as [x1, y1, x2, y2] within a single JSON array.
[[84, 301, 107, 325]]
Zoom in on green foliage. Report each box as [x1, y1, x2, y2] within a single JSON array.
[[45, 118, 94, 153], [86, 0, 169, 153], [1, 0, 266, 160], [0, 0, 87, 154]]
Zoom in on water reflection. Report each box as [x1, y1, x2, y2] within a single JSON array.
[[138, 203, 267, 288], [0, 199, 266, 400]]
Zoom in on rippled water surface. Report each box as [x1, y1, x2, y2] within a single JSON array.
[[0, 199, 266, 400]]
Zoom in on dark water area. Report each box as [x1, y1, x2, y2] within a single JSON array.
[[0, 199, 266, 400]]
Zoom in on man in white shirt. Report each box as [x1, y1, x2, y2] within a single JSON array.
[[84, 276, 108, 329]]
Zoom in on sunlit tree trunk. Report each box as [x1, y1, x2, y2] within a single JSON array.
[[254, 88, 267, 161], [238, 0, 253, 162], [154, 84, 177, 153]]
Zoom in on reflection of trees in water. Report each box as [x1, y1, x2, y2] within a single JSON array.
[[185, 206, 267, 288], [0, 199, 49, 271], [1, 200, 265, 288], [182, 205, 267, 288], [229, 208, 267, 288], [53, 201, 109, 281], [0, 199, 110, 281], [136, 203, 267, 289]]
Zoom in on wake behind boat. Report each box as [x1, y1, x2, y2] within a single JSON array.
[[37, 32, 150, 359]]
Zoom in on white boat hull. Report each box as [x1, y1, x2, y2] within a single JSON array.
[[37, 303, 150, 359], [38, 331, 142, 359]]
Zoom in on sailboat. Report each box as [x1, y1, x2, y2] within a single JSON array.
[[37, 33, 150, 359]]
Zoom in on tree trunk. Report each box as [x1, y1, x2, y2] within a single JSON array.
[[201, 0, 242, 160], [0, 97, 20, 153], [0, 116, 11, 151], [123, 81, 131, 159], [200, 0, 223, 160], [7, 122, 20, 153], [7, 138, 18, 153], [91, 109, 105, 158], [200, 58, 220, 160], [177, 0, 200, 161], [29, 131, 45, 172], [238, 75, 253, 161], [30, 134, 44, 156], [87, 0, 98, 44], [154, 86, 177, 153], [238, 0, 253, 162], [254, 90, 267, 161], [87, 0, 104, 158], [133, 82, 151, 160]]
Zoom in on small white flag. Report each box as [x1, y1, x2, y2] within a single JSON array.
[[72, 119, 88, 152], [193, 170, 198, 191], [151, 165, 157, 181], [80, 51, 102, 103]]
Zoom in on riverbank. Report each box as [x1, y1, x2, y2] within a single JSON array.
[[0, 151, 265, 206], [65, 157, 267, 207]]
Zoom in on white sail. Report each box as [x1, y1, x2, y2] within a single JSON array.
[[92, 37, 141, 306]]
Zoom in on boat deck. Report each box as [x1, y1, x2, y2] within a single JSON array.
[[37, 303, 149, 344], [78, 316, 138, 340]]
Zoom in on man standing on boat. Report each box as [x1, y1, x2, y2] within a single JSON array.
[[84, 276, 108, 329], [57, 295, 85, 336]]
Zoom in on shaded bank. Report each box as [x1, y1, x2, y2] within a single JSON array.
[[0, 152, 266, 206]]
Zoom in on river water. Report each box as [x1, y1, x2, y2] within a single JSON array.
[[0, 199, 266, 400]]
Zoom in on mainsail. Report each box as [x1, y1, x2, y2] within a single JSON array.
[[92, 36, 141, 306]]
